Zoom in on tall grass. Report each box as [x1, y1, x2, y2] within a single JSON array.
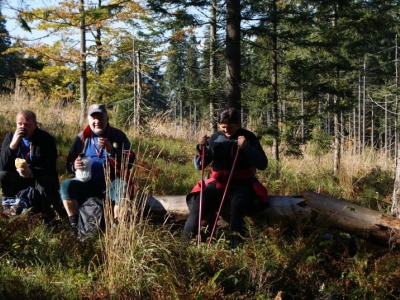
[[1, 94, 400, 298]]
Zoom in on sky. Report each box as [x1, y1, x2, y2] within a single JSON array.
[[3, 0, 209, 46], [3, 0, 76, 45]]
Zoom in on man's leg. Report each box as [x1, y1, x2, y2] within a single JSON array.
[[60, 179, 83, 228], [182, 194, 201, 240], [229, 182, 256, 249], [0, 170, 29, 197], [63, 199, 80, 227], [60, 178, 106, 228], [36, 175, 67, 220], [182, 181, 222, 241]]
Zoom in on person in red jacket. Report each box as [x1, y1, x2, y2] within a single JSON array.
[[182, 107, 269, 250]]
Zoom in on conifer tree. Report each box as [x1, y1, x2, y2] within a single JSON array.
[[0, 8, 12, 91], [184, 34, 203, 130], [6, 0, 146, 121]]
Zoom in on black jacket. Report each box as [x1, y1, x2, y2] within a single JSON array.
[[0, 127, 59, 181], [194, 128, 268, 173]]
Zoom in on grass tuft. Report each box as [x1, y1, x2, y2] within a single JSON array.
[[0, 95, 400, 298]]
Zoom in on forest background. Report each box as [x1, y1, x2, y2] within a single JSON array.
[[1, 0, 400, 299]]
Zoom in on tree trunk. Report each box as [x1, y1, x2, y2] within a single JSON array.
[[271, 0, 279, 162], [144, 191, 400, 248], [95, 0, 103, 102], [79, 0, 87, 125], [209, 0, 217, 133], [392, 145, 400, 217], [225, 0, 241, 108], [333, 95, 340, 175], [136, 50, 141, 129], [392, 34, 400, 216]]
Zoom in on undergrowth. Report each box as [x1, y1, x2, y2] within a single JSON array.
[[0, 98, 399, 299]]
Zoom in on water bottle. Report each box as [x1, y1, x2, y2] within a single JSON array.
[[75, 153, 92, 182]]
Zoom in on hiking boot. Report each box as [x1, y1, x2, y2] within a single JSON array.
[[70, 222, 78, 232]]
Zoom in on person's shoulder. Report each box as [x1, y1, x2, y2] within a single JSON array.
[[77, 131, 84, 138], [211, 131, 222, 138], [4, 131, 14, 138], [1, 132, 14, 143], [35, 127, 55, 139], [239, 128, 257, 139], [110, 126, 128, 136]]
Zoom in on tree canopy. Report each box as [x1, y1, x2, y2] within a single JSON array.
[[2, 0, 400, 163]]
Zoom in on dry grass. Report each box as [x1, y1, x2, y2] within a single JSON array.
[[275, 148, 394, 198], [1, 92, 400, 299], [0, 91, 396, 202], [142, 109, 210, 142], [0, 91, 81, 136]]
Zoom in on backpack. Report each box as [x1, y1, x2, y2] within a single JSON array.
[[1, 187, 40, 216], [77, 197, 105, 240], [2, 197, 28, 216], [17, 186, 41, 214]]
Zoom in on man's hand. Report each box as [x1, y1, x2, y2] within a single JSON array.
[[238, 136, 248, 150], [98, 137, 112, 153], [198, 135, 209, 149], [16, 166, 33, 178], [74, 156, 85, 170], [10, 127, 26, 150]]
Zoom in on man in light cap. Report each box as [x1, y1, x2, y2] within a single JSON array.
[[60, 104, 135, 229]]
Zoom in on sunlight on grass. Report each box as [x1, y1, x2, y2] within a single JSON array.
[[1, 94, 400, 298]]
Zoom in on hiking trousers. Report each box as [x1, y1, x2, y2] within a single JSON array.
[[182, 180, 255, 246]]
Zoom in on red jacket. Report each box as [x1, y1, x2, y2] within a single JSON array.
[[189, 169, 269, 203]]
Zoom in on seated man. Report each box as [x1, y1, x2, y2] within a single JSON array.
[[61, 104, 135, 229], [0, 109, 65, 220]]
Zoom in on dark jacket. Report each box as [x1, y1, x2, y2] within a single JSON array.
[[190, 128, 269, 203], [0, 127, 59, 181], [194, 128, 268, 173], [66, 124, 135, 178]]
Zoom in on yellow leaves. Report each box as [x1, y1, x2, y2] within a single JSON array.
[[171, 28, 199, 41], [20, 64, 79, 103], [115, 1, 147, 20], [6, 0, 156, 105], [171, 30, 186, 41]]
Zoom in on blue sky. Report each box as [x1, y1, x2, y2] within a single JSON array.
[[3, 0, 74, 44]]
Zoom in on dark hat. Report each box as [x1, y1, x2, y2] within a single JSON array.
[[88, 104, 107, 116]]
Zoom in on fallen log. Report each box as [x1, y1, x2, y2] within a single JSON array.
[[144, 191, 400, 248]]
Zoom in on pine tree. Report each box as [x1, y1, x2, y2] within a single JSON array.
[[0, 8, 12, 91], [164, 30, 188, 124], [184, 34, 204, 131]]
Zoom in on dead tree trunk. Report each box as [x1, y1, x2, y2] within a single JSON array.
[[143, 191, 400, 248]]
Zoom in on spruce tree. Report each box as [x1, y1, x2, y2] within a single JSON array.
[[0, 8, 12, 92]]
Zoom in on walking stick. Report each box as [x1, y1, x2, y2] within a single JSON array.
[[197, 146, 206, 248], [207, 147, 240, 248]]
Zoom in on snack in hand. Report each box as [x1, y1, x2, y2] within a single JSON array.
[[15, 158, 27, 169]]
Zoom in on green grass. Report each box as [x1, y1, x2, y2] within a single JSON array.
[[1, 103, 400, 299]]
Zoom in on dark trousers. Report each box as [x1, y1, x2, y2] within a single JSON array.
[[182, 180, 255, 248], [0, 170, 66, 219]]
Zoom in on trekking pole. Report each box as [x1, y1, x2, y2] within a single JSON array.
[[197, 146, 206, 248], [207, 147, 240, 249]]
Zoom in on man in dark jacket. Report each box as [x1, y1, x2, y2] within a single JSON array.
[[0, 109, 65, 220], [60, 104, 135, 228], [182, 107, 268, 250]]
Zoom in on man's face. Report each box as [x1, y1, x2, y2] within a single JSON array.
[[88, 113, 108, 135], [16, 114, 37, 139], [219, 122, 239, 138]]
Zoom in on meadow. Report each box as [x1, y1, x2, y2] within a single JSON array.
[[0, 95, 399, 299]]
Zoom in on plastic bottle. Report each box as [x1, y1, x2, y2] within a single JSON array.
[[75, 153, 92, 182]]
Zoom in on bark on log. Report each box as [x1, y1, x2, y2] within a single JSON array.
[[144, 191, 400, 247]]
